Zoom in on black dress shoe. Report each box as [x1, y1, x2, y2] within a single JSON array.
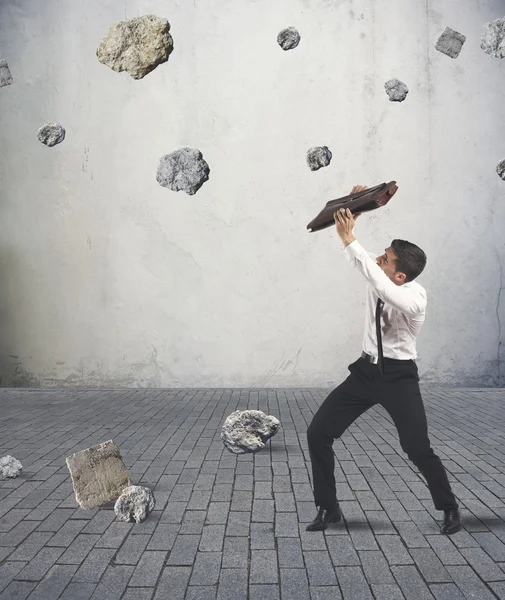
[[306, 505, 342, 532], [441, 508, 462, 535]]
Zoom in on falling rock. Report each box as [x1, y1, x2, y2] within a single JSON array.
[[0, 455, 23, 478], [384, 79, 409, 102], [115, 485, 156, 523], [37, 123, 66, 147], [480, 17, 505, 59], [435, 26, 466, 59], [497, 159, 505, 181], [0, 59, 13, 87], [156, 147, 210, 195], [97, 15, 174, 79], [221, 410, 281, 454], [66, 440, 131, 509], [307, 146, 332, 171], [277, 27, 301, 51]]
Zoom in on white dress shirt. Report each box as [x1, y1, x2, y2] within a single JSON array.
[[341, 239, 427, 360]]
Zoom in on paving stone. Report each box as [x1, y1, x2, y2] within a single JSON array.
[[0, 521, 39, 547], [376, 534, 414, 565], [326, 535, 360, 566], [359, 550, 395, 584], [15, 547, 65, 581], [153, 566, 191, 600], [0, 581, 36, 600], [409, 548, 452, 582], [425, 535, 467, 565], [222, 536, 249, 569], [26, 564, 77, 600], [59, 582, 97, 600], [72, 548, 115, 582], [88, 565, 134, 600], [56, 534, 100, 564], [429, 583, 466, 600], [391, 565, 435, 599], [166, 535, 200, 566], [371, 583, 406, 600], [115, 534, 150, 565], [122, 589, 154, 600], [471, 532, 505, 561], [459, 546, 505, 581], [7, 532, 53, 561], [189, 551, 221, 585], [250, 549, 278, 584], [335, 566, 374, 599], [128, 551, 166, 587], [446, 565, 498, 600]]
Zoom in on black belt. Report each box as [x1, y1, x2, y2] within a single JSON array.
[[361, 351, 414, 365]]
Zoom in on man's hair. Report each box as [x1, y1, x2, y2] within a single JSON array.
[[391, 239, 427, 283]]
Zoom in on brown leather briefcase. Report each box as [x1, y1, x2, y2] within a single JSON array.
[[306, 181, 398, 232]]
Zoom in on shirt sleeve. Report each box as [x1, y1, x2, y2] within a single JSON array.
[[341, 239, 426, 318]]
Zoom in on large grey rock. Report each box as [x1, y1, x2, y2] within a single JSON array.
[[0, 455, 22, 478], [497, 159, 505, 181], [66, 440, 131, 509], [221, 410, 281, 454], [307, 146, 332, 171], [0, 60, 13, 87], [156, 147, 210, 195], [481, 17, 505, 59], [277, 27, 301, 51], [37, 123, 65, 147], [114, 485, 155, 523], [384, 79, 409, 102], [435, 26, 466, 59], [97, 15, 174, 79]]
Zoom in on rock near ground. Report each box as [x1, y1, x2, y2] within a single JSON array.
[[0, 455, 22, 478], [384, 79, 409, 102], [307, 146, 332, 171], [37, 123, 65, 147], [277, 27, 301, 51], [156, 147, 210, 195], [115, 485, 156, 523], [97, 15, 174, 79], [221, 410, 281, 454], [481, 17, 505, 59], [497, 159, 505, 181], [66, 440, 131, 509], [435, 26, 466, 59], [0, 60, 13, 87]]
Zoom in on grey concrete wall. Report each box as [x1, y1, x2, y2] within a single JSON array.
[[0, 0, 504, 388]]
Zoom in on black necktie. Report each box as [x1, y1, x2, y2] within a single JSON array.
[[375, 297, 385, 375]]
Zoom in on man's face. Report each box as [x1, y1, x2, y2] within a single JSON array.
[[376, 247, 405, 284]]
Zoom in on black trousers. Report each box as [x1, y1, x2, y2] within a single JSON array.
[[307, 355, 458, 512]]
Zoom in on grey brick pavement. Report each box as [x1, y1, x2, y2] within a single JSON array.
[[1, 387, 505, 599]]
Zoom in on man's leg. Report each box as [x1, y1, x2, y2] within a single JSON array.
[[379, 371, 458, 512], [307, 358, 375, 510]]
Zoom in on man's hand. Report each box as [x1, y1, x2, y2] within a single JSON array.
[[333, 184, 367, 246]]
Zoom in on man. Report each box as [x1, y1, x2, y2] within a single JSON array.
[[306, 184, 461, 535]]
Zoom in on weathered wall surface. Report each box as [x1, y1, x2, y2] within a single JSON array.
[[0, 0, 504, 388]]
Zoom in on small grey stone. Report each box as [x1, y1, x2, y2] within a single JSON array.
[[384, 79, 409, 102], [306, 146, 332, 171], [497, 159, 505, 181], [221, 410, 281, 454], [435, 26, 466, 59], [277, 27, 301, 51], [156, 147, 210, 195], [0, 59, 13, 87], [481, 17, 505, 59], [0, 455, 23, 477], [66, 440, 131, 509], [97, 15, 174, 79], [37, 122, 66, 147], [114, 485, 155, 523]]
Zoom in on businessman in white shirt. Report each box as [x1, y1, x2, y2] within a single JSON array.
[[306, 185, 461, 535]]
